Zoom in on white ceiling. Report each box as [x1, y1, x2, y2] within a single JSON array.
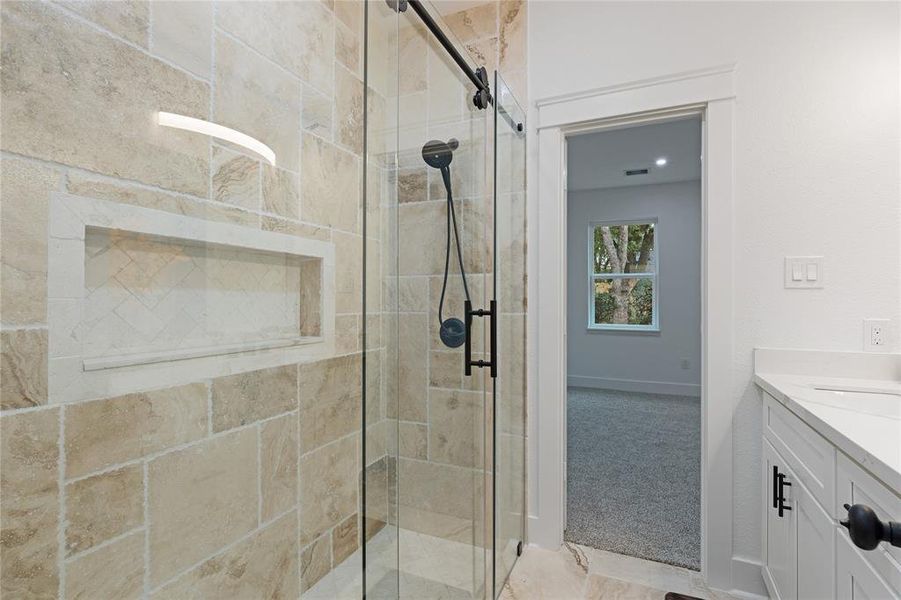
[[566, 117, 702, 192]]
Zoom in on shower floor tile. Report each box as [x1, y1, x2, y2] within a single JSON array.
[[304, 527, 482, 599]]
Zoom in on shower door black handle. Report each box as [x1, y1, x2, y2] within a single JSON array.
[[464, 300, 497, 378]]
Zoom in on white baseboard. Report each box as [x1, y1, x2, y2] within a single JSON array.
[[567, 374, 701, 397], [727, 556, 768, 598]]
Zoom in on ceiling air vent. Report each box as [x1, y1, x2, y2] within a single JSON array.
[[624, 168, 649, 176]]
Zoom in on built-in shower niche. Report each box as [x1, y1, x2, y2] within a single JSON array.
[[82, 227, 322, 370], [47, 191, 335, 404]]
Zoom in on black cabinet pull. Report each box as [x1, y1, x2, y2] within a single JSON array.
[[841, 503, 901, 551], [777, 471, 792, 517], [772, 465, 779, 509]]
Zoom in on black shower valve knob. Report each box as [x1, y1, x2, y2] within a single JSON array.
[[840, 503, 901, 551]]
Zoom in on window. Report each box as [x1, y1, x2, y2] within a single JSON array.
[[588, 220, 658, 330]]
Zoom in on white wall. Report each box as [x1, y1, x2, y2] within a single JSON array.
[[567, 181, 701, 395], [527, 0, 900, 590]]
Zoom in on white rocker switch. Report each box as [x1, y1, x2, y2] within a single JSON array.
[[785, 256, 824, 289]]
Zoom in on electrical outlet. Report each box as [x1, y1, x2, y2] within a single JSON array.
[[863, 319, 891, 352]]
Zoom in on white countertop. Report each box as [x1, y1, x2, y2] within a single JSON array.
[[754, 348, 901, 494]]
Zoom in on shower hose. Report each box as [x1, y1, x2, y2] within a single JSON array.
[[437, 165, 471, 348]]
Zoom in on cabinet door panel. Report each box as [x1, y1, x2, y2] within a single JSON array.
[[797, 478, 836, 600], [837, 533, 898, 600], [765, 439, 798, 600], [837, 453, 901, 598]]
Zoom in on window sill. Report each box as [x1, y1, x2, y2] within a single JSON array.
[[587, 325, 660, 334]]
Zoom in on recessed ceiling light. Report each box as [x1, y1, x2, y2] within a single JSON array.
[[158, 112, 276, 166], [655, 157, 667, 167]]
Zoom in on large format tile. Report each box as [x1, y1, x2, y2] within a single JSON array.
[[260, 413, 298, 522], [332, 513, 359, 565], [396, 459, 482, 542], [364, 458, 390, 540], [262, 164, 301, 219], [398, 422, 428, 460], [429, 351, 463, 389], [65, 531, 144, 600], [217, 0, 333, 93], [398, 21, 427, 95], [335, 19, 361, 76], [302, 85, 333, 139], [148, 427, 258, 585], [211, 364, 297, 432], [214, 32, 301, 171], [429, 388, 484, 468], [336, 65, 364, 155], [0, 158, 59, 325], [65, 464, 143, 556], [65, 172, 259, 227], [1, 329, 48, 410], [333, 231, 363, 315], [301, 133, 360, 232], [301, 532, 332, 593], [151, 511, 298, 599], [397, 202, 447, 276], [444, 3, 498, 43], [1, 2, 210, 196], [499, 0, 527, 72], [0, 408, 59, 599], [299, 434, 357, 546], [299, 355, 361, 452], [261, 216, 329, 241], [149, 0, 212, 79], [397, 314, 428, 422], [64, 383, 208, 478], [211, 145, 261, 210], [58, 0, 150, 47]]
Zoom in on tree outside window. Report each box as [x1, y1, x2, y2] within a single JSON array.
[[589, 220, 657, 330]]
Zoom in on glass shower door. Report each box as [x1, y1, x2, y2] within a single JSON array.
[[364, 0, 492, 597], [492, 72, 527, 597]]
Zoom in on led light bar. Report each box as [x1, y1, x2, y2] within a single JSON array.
[[158, 111, 276, 166]]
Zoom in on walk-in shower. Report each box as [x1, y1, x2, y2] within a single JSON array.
[[0, 0, 525, 598], [362, 1, 527, 598]]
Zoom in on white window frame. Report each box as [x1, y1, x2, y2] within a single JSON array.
[[587, 218, 659, 332]]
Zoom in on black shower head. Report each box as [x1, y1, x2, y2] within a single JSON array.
[[421, 138, 459, 169]]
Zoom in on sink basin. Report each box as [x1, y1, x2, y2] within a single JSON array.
[[807, 386, 901, 420]]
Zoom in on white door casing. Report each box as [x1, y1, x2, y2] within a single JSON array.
[[528, 65, 738, 591]]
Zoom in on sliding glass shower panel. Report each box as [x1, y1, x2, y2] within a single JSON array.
[[363, 1, 401, 599], [492, 71, 528, 597], [363, 0, 492, 597]]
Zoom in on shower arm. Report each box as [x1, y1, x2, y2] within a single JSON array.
[[388, 0, 493, 109]]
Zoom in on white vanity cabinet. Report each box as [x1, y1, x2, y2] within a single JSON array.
[[761, 391, 901, 600]]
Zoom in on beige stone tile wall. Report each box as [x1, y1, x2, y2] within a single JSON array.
[[0, 0, 380, 598], [1, 0, 526, 597]]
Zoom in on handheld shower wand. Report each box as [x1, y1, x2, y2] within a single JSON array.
[[421, 138, 470, 348]]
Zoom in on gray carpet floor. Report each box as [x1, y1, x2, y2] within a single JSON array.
[[565, 387, 701, 570]]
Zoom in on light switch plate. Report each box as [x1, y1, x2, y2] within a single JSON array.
[[784, 256, 824, 288]]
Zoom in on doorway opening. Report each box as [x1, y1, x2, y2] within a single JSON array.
[[564, 115, 703, 570]]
